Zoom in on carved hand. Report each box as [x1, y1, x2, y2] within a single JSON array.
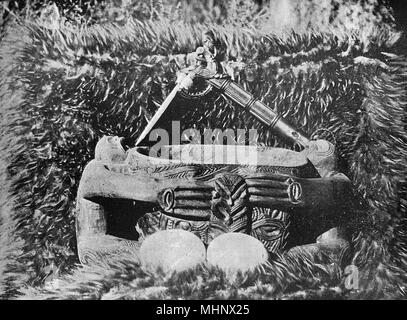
[[246, 173, 353, 212]]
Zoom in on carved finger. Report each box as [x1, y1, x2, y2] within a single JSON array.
[[249, 195, 294, 207], [248, 187, 289, 198], [174, 199, 211, 210], [174, 189, 213, 200], [246, 178, 288, 189], [246, 173, 290, 181]]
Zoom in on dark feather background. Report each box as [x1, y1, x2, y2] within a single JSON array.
[[0, 0, 406, 299]]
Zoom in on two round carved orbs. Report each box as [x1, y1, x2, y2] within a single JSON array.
[[139, 229, 269, 275]]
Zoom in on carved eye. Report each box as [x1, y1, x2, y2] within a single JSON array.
[[258, 220, 285, 241], [212, 190, 220, 199], [261, 224, 281, 239]]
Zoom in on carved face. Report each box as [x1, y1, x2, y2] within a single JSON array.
[[211, 173, 248, 227]]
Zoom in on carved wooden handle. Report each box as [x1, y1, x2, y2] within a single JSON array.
[[207, 76, 311, 148]]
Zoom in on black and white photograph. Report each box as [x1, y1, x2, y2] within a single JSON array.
[[0, 0, 406, 304]]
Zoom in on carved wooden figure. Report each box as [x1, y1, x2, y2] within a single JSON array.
[[75, 31, 355, 267], [76, 139, 353, 265]]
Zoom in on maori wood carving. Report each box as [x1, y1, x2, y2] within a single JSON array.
[[76, 138, 353, 264], [75, 31, 355, 266]]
